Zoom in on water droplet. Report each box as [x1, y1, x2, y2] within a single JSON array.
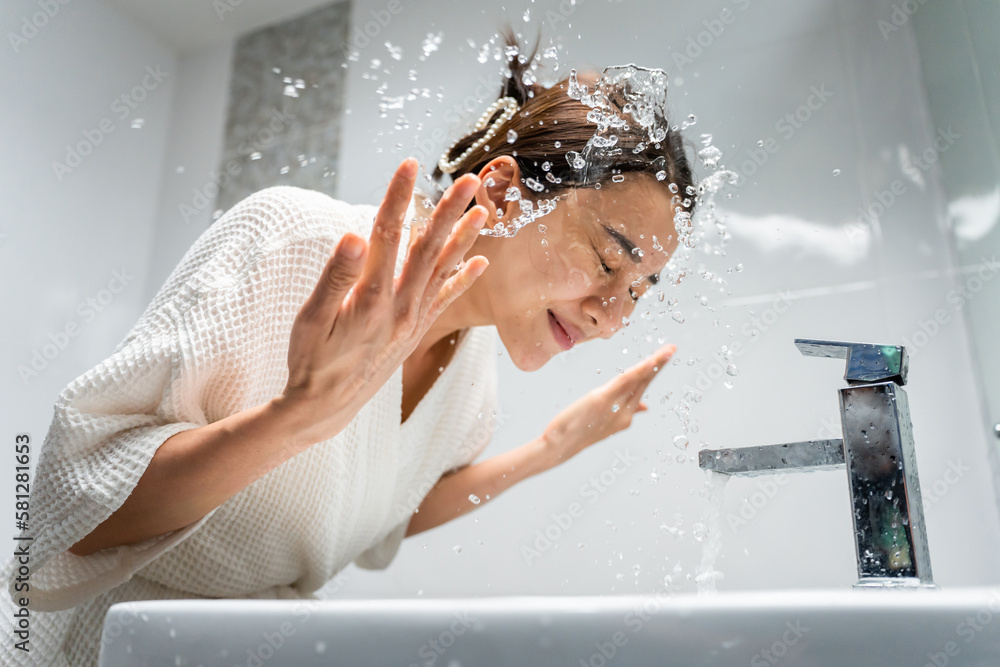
[[453, 545, 463, 554], [673, 434, 689, 450], [612, 403, 620, 413], [726, 364, 739, 377], [385, 42, 403, 60], [565, 151, 586, 170], [469, 494, 481, 505], [671, 311, 685, 324], [833, 168, 841, 176], [130, 118, 145, 129], [693, 523, 708, 541], [525, 177, 545, 192], [507, 129, 518, 143], [421, 32, 442, 60]]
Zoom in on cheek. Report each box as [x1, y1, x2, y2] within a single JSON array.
[[566, 266, 594, 291], [533, 253, 596, 299]]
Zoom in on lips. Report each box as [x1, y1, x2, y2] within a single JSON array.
[[548, 309, 582, 350]]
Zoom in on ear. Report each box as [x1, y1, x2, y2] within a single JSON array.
[[474, 156, 521, 225]]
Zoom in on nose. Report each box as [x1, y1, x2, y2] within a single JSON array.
[[582, 292, 631, 340]]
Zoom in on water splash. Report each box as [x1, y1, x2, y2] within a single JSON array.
[[694, 471, 729, 593], [479, 185, 560, 238]]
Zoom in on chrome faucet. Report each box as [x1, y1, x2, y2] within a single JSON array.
[[699, 339, 935, 588]]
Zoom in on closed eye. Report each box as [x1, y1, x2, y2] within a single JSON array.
[[595, 248, 639, 301]]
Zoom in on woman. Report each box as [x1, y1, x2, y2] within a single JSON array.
[[2, 36, 695, 666]]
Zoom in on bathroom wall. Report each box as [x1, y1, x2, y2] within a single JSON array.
[[911, 0, 1000, 505], [0, 0, 179, 548], [329, 0, 1000, 597], [3, 0, 999, 602], [214, 1, 351, 214]]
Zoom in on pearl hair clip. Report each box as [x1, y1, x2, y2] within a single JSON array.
[[438, 96, 520, 175]]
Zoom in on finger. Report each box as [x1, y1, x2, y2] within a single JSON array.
[[405, 174, 481, 290], [633, 344, 676, 392], [416, 205, 488, 310], [650, 343, 677, 370], [297, 233, 368, 332], [606, 345, 674, 407], [613, 344, 675, 390], [358, 158, 418, 302], [425, 255, 489, 321]]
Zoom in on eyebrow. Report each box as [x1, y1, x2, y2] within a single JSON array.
[[602, 225, 659, 285]]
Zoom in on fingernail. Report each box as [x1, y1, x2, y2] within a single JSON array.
[[342, 235, 363, 259]]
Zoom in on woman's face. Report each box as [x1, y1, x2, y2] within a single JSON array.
[[470, 164, 681, 371]]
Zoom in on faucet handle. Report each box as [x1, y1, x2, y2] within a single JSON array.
[[794, 339, 909, 385]]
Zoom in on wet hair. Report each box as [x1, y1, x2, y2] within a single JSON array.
[[431, 29, 697, 221]]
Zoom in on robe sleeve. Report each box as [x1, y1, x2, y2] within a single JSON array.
[[8, 185, 346, 612]]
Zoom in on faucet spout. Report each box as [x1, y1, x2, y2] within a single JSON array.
[[698, 439, 845, 477]]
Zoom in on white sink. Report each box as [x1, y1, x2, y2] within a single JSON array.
[[99, 588, 1000, 666]]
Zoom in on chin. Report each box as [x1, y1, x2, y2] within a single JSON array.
[[497, 331, 559, 372], [512, 349, 556, 372]]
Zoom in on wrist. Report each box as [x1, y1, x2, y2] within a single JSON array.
[[266, 394, 325, 450], [534, 431, 567, 472]]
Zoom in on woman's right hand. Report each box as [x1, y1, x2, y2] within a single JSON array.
[[275, 157, 489, 446]]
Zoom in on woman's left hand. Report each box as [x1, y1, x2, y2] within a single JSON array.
[[540, 343, 676, 466]]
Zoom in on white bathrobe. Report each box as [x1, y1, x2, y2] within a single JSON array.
[[0, 186, 499, 666]]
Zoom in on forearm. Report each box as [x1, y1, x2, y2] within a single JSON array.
[[405, 436, 556, 537], [68, 396, 322, 556]]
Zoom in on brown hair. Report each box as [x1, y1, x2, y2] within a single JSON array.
[[432, 29, 697, 219]]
